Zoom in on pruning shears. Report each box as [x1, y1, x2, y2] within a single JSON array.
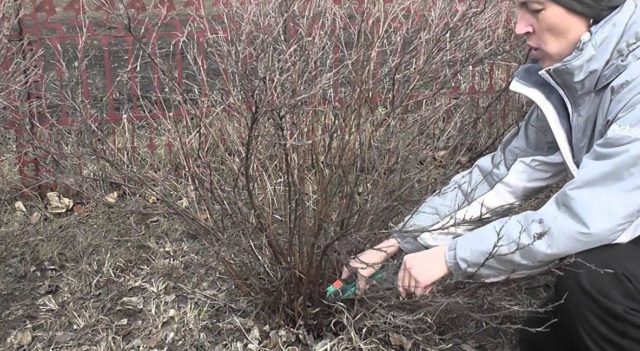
[[325, 269, 385, 300]]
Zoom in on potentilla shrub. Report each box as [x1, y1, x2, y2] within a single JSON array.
[[157, 0, 524, 322], [22, 0, 526, 324]]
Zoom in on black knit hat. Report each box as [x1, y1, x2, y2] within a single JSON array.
[[552, 0, 625, 22]]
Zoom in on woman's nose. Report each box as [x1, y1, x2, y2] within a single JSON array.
[[514, 14, 533, 36]]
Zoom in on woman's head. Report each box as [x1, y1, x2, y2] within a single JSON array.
[[513, 0, 624, 68]]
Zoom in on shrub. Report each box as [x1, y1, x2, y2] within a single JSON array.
[[0, 0, 40, 197], [10, 0, 527, 327]]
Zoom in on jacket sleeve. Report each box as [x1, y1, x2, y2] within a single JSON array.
[[447, 101, 640, 281], [392, 105, 568, 253]]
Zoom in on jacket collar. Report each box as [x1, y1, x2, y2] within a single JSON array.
[[540, 0, 639, 105]]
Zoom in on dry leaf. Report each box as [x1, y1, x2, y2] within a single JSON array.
[[12, 329, 32, 347], [197, 211, 209, 221], [30, 212, 42, 224], [145, 192, 157, 204], [14, 201, 27, 213], [144, 333, 162, 348], [53, 332, 73, 344], [38, 282, 60, 295], [457, 155, 471, 166], [162, 309, 177, 323], [104, 192, 118, 204], [264, 330, 280, 349], [434, 150, 448, 162], [46, 192, 74, 214], [128, 338, 142, 348], [73, 204, 87, 215], [249, 326, 261, 344], [119, 296, 143, 309], [389, 332, 412, 350], [277, 328, 296, 344], [115, 319, 128, 326], [177, 197, 189, 208]]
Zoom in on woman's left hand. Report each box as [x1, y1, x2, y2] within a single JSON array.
[[397, 245, 451, 298]]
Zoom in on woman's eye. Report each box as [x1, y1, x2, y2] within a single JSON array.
[[529, 7, 544, 14]]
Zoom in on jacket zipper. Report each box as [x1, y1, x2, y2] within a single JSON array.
[[509, 80, 578, 176], [538, 31, 592, 162], [539, 71, 576, 161]]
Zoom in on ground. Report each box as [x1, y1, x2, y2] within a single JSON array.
[[2, 1, 550, 349], [0, 194, 554, 351], [1, 199, 254, 350]]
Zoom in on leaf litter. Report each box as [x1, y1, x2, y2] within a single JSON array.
[[0, 197, 550, 350]]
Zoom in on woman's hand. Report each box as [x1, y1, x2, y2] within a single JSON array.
[[397, 245, 450, 298], [341, 238, 401, 294]]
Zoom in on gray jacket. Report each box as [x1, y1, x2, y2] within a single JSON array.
[[392, 0, 640, 281]]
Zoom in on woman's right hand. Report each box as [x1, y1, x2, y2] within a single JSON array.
[[341, 238, 401, 295]]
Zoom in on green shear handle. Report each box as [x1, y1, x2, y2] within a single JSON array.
[[325, 269, 385, 300]]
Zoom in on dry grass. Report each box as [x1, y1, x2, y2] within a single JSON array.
[[1, 196, 553, 350], [1, 0, 561, 349], [1, 198, 257, 350]]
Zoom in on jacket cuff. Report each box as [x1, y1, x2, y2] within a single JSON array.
[[445, 240, 464, 279], [390, 230, 427, 254]]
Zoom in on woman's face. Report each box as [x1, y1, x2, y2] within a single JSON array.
[[514, 0, 590, 68]]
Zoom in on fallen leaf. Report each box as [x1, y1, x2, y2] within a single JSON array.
[[30, 212, 42, 224], [12, 329, 32, 347], [277, 328, 296, 344], [15, 201, 27, 213], [117, 327, 131, 337], [119, 296, 144, 310], [104, 191, 118, 204], [43, 264, 60, 276], [197, 211, 209, 221], [38, 282, 60, 295], [144, 333, 161, 348], [264, 330, 280, 348], [46, 192, 74, 214], [128, 338, 142, 348], [457, 155, 471, 166], [162, 309, 177, 323], [389, 332, 412, 350], [434, 150, 448, 162], [115, 319, 128, 326], [72, 203, 87, 215], [145, 192, 157, 204], [177, 197, 189, 208], [53, 332, 73, 343], [249, 326, 261, 344]]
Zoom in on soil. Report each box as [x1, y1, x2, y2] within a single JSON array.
[[0, 196, 554, 350]]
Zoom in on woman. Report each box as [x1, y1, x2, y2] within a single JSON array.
[[342, 0, 640, 349]]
